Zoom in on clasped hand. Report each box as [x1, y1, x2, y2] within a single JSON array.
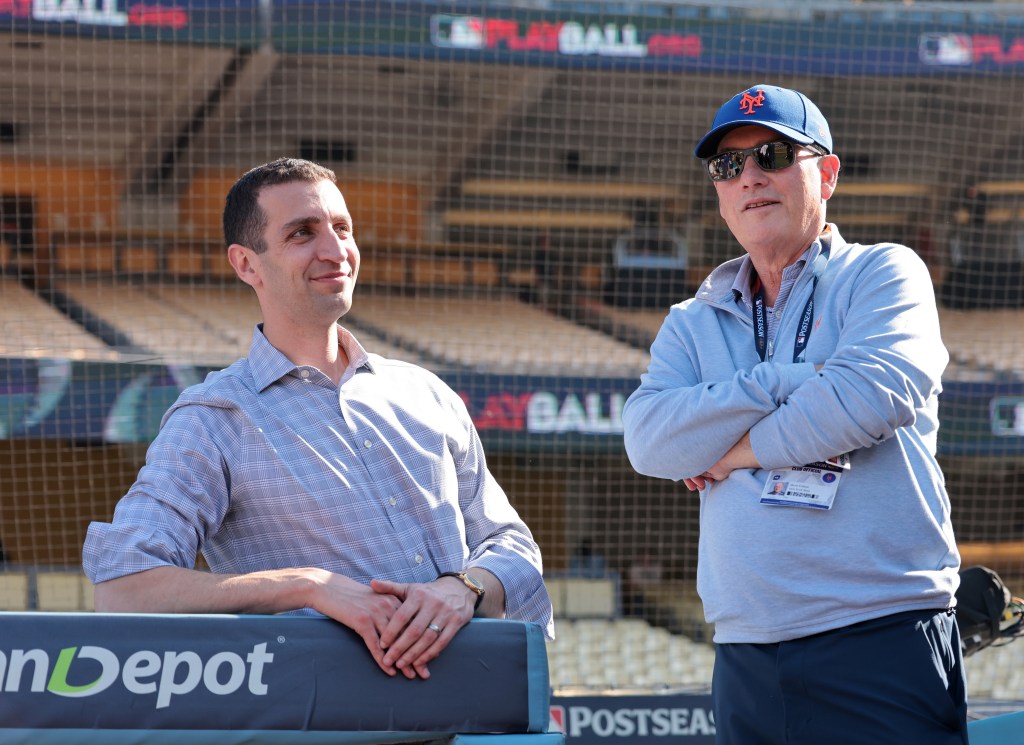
[[684, 432, 758, 491], [314, 572, 475, 680]]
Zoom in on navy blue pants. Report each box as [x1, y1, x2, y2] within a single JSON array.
[[712, 609, 970, 745]]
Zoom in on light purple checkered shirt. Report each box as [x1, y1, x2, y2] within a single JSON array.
[[84, 325, 553, 637]]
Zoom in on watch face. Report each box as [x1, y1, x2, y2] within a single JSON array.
[[464, 573, 483, 593]]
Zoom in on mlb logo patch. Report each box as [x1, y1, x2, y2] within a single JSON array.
[[549, 705, 566, 733]]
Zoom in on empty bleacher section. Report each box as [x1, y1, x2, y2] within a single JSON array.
[[152, 282, 261, 349], [55, 280, 424, 367], [347, 293, 649, 378], [576, 303, 670, 351], [939, 309, 1024, 380], [443, 180, 677, 237], [541, 571, 717, 693], [0, 277, 114, 360], [546, 617, 716, 692], [0, 35, 235, 168], [59, 280, 250, 365]]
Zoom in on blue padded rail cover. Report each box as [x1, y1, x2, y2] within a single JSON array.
[[967, 710, 1024, 745], [0, 613, 551, 744]]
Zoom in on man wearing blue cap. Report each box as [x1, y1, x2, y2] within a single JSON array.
[[623, 85, 968, 743]]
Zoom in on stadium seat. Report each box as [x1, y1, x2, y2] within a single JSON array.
[[0, 573, 30, 611], [118, 242, 161, 274], [166, 244, 210, 277], [54, 241, 117, 273], [36, 570, 92, 612], [562, 578, 618, 618], [548, 576, 619, 619], [357, 252, 410, 287], [470, 258, 502, 287], [413, 256, 467, 287]]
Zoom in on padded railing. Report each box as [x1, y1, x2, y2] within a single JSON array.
[[0, 614, 558, 745]]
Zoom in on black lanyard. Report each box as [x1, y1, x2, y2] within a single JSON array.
[[751, 246, 829, 363]]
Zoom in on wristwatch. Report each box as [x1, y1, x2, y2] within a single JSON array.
[[438, 571, 485, 610]]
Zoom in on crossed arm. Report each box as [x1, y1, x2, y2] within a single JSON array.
[[95, 564, 504, 680], [682, 364, 824, 491], [625, 248, 943, 487]]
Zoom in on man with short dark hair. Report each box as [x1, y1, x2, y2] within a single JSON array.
[[85, 158, 553, 680], [623, 86, 968, 744]]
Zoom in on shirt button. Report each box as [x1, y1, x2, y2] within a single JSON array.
[[363, 439, 372, 449], [300, 369, 310, 379], [389, 497, 397, 507], [415, 554, 423, 564]]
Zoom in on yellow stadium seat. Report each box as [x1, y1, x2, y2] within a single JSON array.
[[563, 578, 617, 617], [0, 573, 30, 611], [36, 571, 91, 612]]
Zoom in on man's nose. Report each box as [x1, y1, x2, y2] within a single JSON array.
[[321, 231, 351, 261], [738, 153, 768, 183]]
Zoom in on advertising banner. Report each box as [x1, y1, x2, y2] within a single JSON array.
[[0, 614, 548, 734], [0, 0, 262, 46], [3, 1, 1024, 75], [1, 357, 1022, 455], [270, 1, 1024, 76], [549, 692, 715, 744]]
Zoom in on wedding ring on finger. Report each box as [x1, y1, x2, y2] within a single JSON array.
[[427, 622, 443, 634]]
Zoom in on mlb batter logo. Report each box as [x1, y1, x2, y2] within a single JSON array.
[[549, 705, 566, 733]]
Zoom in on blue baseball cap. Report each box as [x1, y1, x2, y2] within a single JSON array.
[[694, 84, 832, 159]]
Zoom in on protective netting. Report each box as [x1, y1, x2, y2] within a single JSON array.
[[1, 0, 1023, 697]]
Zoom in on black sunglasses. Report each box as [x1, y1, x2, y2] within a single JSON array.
[[703, 140, 827, 182]]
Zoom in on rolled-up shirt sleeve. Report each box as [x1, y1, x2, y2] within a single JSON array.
[[83, 405, 229, 583]]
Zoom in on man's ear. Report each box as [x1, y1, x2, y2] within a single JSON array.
[[820, 154, 841, 201], [227, 243, 261, 288]]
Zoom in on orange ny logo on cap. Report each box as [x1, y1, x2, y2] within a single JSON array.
[[739, 90, 765, 115]]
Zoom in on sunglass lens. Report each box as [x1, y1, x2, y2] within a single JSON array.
[[753, 141, 795, 171], [707, 152, 742, 181]]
